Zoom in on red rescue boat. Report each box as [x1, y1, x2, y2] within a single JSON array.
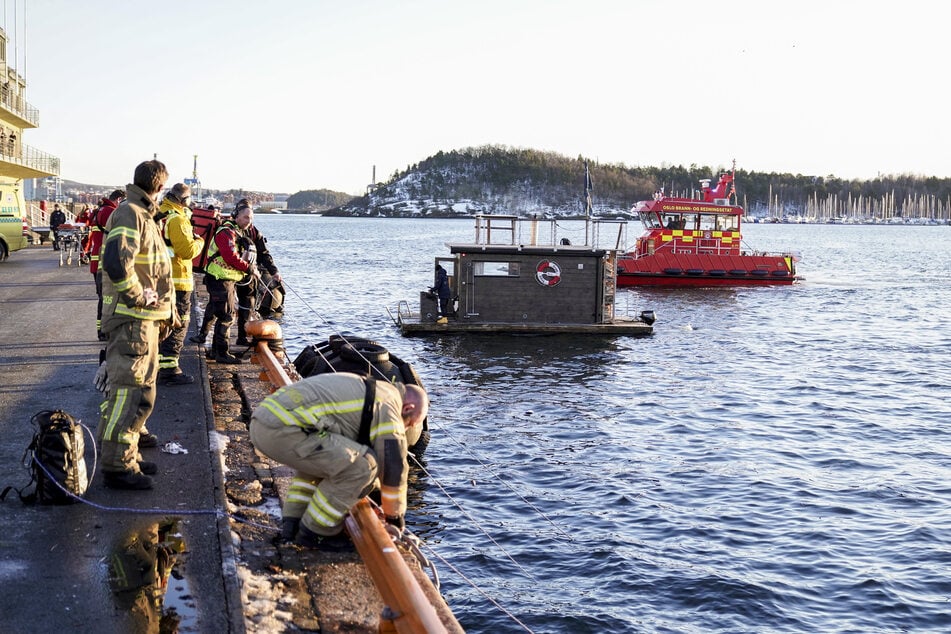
[[616, 168, 801, 287]]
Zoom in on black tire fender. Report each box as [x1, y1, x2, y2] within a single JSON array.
[[340, 342, 389, 365]]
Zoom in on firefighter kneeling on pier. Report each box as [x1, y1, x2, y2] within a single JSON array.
[[249, 372, 429, 549]]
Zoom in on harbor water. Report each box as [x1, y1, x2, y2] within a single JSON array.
[[255, 216, 951, 633]]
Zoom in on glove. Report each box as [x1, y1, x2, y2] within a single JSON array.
[[385, 515, 405, 531], [142, 287, 158, 307], [94, 361, 109, 394]]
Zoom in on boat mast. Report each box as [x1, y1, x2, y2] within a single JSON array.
[[584, 161, 593, 244], [730, 158, 737, 205]]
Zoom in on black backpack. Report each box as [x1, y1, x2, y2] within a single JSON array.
[[1, 410, 90, 505]]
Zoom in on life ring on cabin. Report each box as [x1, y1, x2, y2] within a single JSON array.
[[535, 260, 562, 286]]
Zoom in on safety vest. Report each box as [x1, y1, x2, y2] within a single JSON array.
[[205, 220, 247, 282]]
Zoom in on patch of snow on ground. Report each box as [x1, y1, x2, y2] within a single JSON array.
[[209, 431, 230, 474], [237, 565, 296, 632]]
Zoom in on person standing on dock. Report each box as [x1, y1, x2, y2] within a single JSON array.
[[203, 201, 254, 363], [97, 160, 174, 491], [249, 372, 429, 548], [233, 199, 282, 346], [49, 204, 66, 250], [157, 183, 204, 386], [431, 263, 452, 320], [88, 190, 126, 340]]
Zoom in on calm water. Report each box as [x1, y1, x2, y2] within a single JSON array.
[[255, 216, 951, 633]]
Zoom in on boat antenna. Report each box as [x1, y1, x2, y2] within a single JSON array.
[[583, 160, 593, 244], [730, 158, 737, 204]]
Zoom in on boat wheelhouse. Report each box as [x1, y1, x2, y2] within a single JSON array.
[[393, 214, 655, 335], [616, 170, 801, 287]]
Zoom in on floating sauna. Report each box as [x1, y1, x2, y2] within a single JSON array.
[[393, 214, 655, 336]]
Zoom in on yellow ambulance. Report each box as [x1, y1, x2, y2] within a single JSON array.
[[0, 180, 29, 260]]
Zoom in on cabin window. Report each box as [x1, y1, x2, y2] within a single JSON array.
[[682, 214, 698, 230], [699, 214, 718, 231], [639, 211, 661, 229], [665, 216, 688, 230], [715, 216, 738, 231], [473, 261, 520, 277]]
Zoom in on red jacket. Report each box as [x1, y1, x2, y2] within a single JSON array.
[[87, 198, 119, 274], [213, 221, 251, 271]]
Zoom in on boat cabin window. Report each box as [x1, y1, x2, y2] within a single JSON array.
[[699, 214, 739, 232], [699, 214, 718, 232], [715, 215, 738, 231], [681, 214, 698, 230], [473, 261, 521, 277], [640, 211, 661, 229], [665, 216, 688, 230]]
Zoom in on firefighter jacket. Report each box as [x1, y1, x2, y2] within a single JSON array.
[[100, 183, 173, 328], [88, 198, 119, 275], [257, 372, 410, 519], [205, 219, 251, 282], [158, 199, 204, 291]]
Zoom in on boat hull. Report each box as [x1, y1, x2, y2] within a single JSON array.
[[617, 253, 798, 288]]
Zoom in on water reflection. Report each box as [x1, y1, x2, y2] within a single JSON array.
[[108, 519, 190, 634]]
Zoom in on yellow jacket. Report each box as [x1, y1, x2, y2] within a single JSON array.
[[158, 199, 204, 291]]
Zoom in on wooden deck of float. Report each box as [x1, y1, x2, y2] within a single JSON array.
[[398, 317, 653, 336]]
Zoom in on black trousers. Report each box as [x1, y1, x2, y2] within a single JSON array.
[[207, 277, 236, 351], [236, 279, 257, 341]]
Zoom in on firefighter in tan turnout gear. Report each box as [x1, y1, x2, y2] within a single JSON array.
[[97, 160, 175, 490], [249, 372, 429, 548]]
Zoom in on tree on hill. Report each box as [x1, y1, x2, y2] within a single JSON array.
[[287, 189, 354, 210]]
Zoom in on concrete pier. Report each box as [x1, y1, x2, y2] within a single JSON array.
[[0, 247, 430, 632]]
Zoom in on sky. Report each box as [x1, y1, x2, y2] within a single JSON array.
[[9, 0, 950, 196]]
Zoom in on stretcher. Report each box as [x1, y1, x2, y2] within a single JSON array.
[[55, 224, 89, 267]]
